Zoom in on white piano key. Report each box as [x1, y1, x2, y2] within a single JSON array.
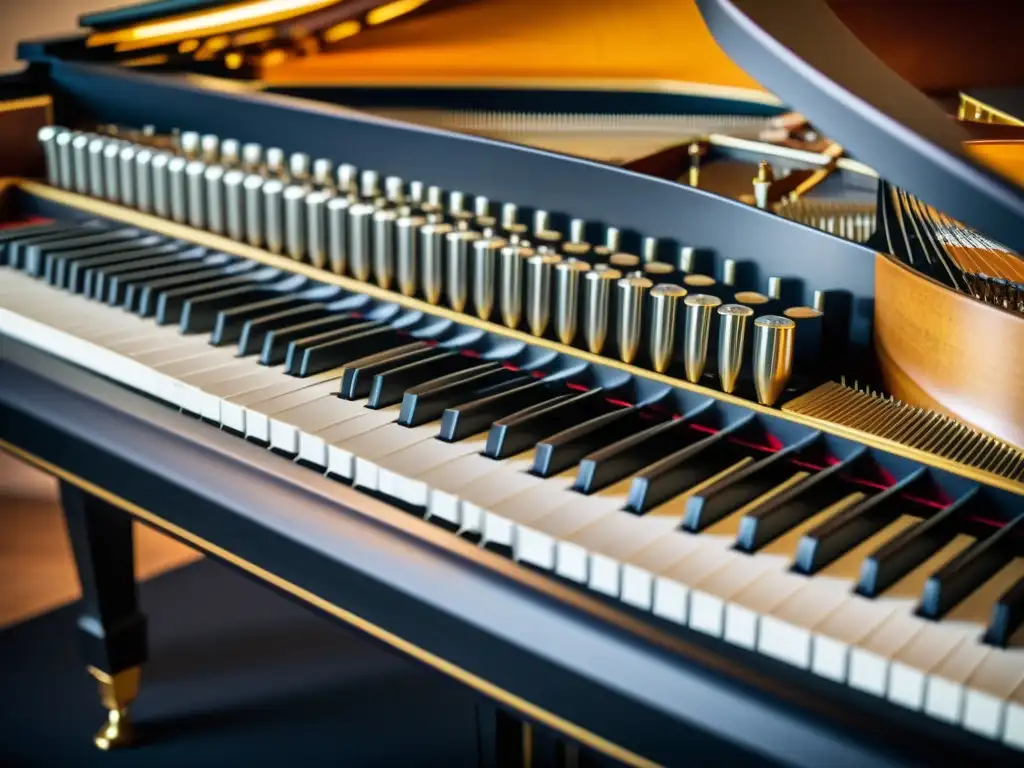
[[375, 437, 486, 508], [924, 639, 991, 724], [512, 495, 617, 574], [811, 596, 903, 682], [724, 564, 808, 650], [430, 457, 538, 531], [320, 409, 403, 480], [848, 534, 975, 697], [689, 554, 780, 638], [1005, 680, 1024, 750], [346, 419, 446, 492], [481, 478, 581, 549], [619, 533, 705, 612], [889, 557, 1024, 713], [241, 377, 345, 442], [268, 394, 368, 455], [963, 647, 1024, 738]]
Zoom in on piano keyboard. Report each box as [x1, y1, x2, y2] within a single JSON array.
[[1, 218, 1023, 751]]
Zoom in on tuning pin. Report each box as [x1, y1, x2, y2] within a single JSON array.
[[118, 144, 138, 207], [609, 252, 640, 271], [448, 191, 474, 229], [526, 253, 562, 337], [562, 242, 592, 262], [167, 156, 188, 223], [408, 181, 425, 206], [283, 185, 307, 261], [569, 218, 586, 244], [753, 315, 796, 406], [313, 158, 334, 189], [243, 174, 265, 247], [347, 202, 375, 281], [337, 164, 357, 196], [445, 230, 480, 313], [265, 147, 285, 177], [395, 215, 426, 297], [554, 260, 590, 345], [643, 262, 674, 281], [648, 284, 687, 373], [305, 190, 330, 269], [360, 170, 380, 199], [204, 165, 226, 233], [499, 244, 533, 329], [642, 237, 658, 264], [53, 130, 74, 190], [472, 236, 506, 321], [812, 290, 826, 312], [200, 134, 219, 164], [716, 304, 753, 394], [615, 276, 652, 365], [722, 258, 737, 287], [223, 169, 247, 242], [70, 133, 91, 195], [184, 161, 208, 229], [179, 131, 200, 160], [289, 153, 311, 186], [583, 268, 621, 355], [753, 161, 774, 210], [373, 208, 397, 289], [326, 196, 351, 275], [37, 126, 60, 186], [783, 306, 824, 383], [533, 209, 549, 235], [262, 179, 285, 254], [767, 276, 783, 300], [220, 138, 240, 168], [419, 222, 453, 305], [683, 294, 722, 383], [241, 142, 262, 172], [86, 136, 107, 198], [687, 142, 703, 187], [385, 176, 405, 205], [535, 229, 562, 253], [501, 202, 528, 240]]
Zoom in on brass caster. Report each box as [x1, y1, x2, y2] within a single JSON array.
[[94, 708, 134, 751], [88, 665, 141, 750]]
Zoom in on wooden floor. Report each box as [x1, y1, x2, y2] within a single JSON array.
[[0, 454, 199, 629]]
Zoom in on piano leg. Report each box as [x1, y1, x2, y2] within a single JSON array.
[[475, 702, 593, 767], [60, 481, 148, 751]]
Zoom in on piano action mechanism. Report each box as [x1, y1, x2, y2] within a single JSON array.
[[1, 0, 1023, 765]]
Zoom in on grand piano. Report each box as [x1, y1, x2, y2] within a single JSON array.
[[1, 0, 1023, 764]]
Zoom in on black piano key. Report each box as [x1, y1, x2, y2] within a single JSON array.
[[47, 235, 164, 286], [156, 276, 258, 325], [84, 246, 193, 299], [339, 342, 434, 400], [574, 402, 715, 494], [398, 363, 513, 427], [107, 252, 229, 306], [23, 229, 143, 276], [856, 489, 980, 598], [259, 314, 366, 366], [793, 468, 928, 575], [210, 294, 310, 346], [438, 378, 562, 443], [984, 575, 1024, 648], [626, 416, 756, 513], [281, 320, 386, 373], [180, 285, 283, 334], [532, 405, 647, 479], [918, 512, 1024, 620], [0, 222, 81, 264], [237, 304, 330, 356], [291, 326, 401, 377], [484, 389, 603, 460], [736, 448, 868, 552], [133, 261, 254, 315], [366, 349, 479, 409], [683, 433, 822, 532], [6, 226, 109, 269]]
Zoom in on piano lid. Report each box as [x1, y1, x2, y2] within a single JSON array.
[[695, 0, 1024, 255]]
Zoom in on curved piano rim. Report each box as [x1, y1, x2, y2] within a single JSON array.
[[1, 338, 1019, 767]]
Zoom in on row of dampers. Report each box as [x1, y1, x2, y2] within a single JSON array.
[[37, 126, 827, 407]]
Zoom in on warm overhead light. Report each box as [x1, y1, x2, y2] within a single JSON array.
[[90, 0, 340, 50], [366, 0, 431, 26], [323, 20, 360, 43]]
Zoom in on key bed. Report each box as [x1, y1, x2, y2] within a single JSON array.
[[1, 207, 1023, 753]]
